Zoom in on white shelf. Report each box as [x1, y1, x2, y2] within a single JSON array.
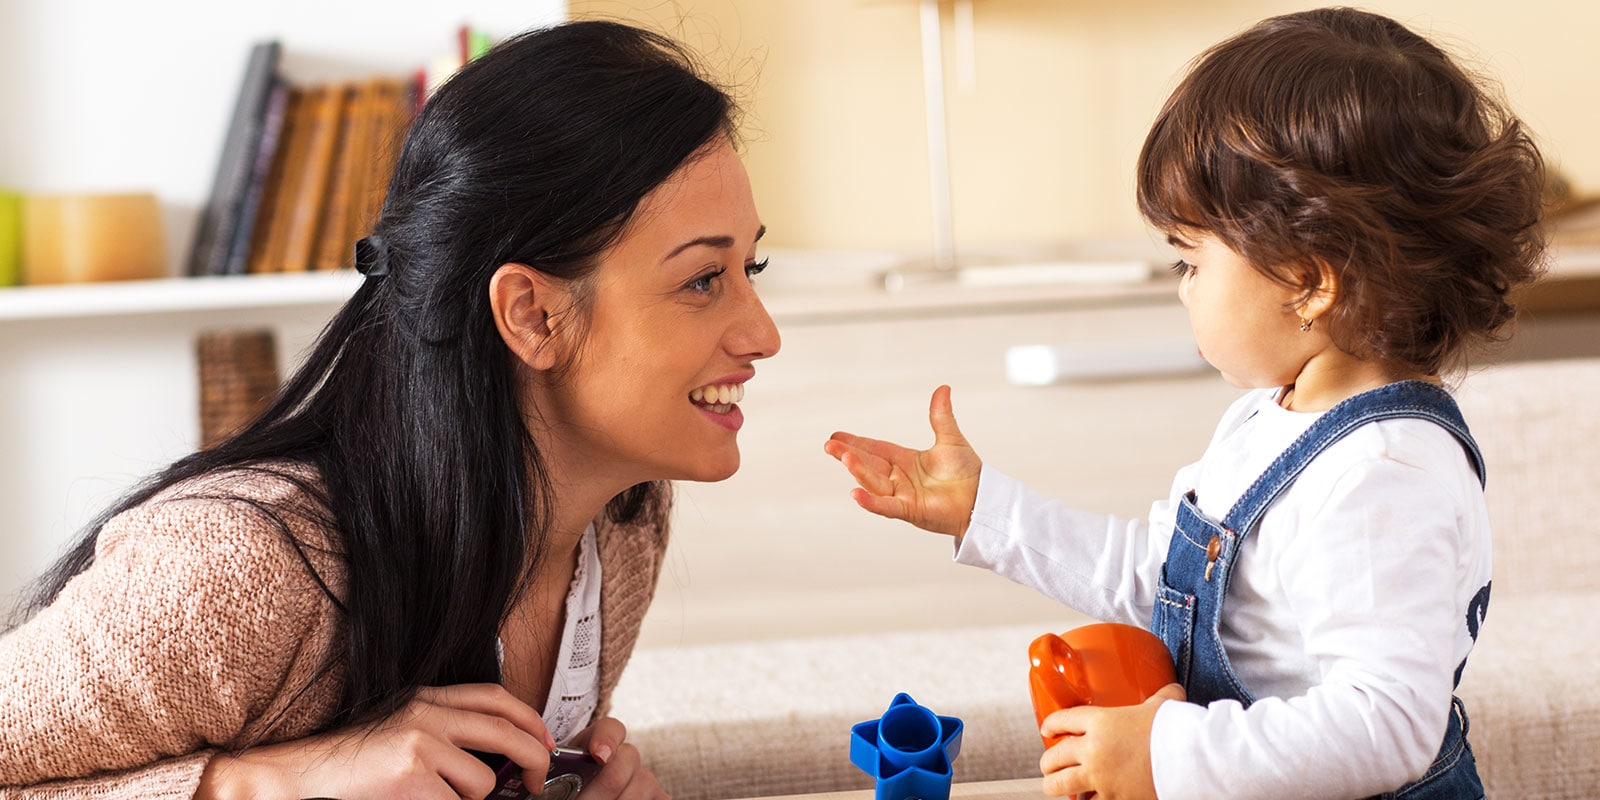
[[0, 256, 1179, 327], [6, 241, 1597, 327], [0, 270, 364, 322]]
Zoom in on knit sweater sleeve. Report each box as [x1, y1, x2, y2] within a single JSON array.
[[0, 488, 338, 799]]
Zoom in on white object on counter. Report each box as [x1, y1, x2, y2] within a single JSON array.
[[1006, 339, 1209, 385]]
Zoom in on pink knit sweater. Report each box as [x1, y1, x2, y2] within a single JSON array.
[[0, 467, 670, 799]]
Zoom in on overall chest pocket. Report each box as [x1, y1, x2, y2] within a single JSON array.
[[1152, 571, 1195, 688], [1150, 492, 1225, 691]]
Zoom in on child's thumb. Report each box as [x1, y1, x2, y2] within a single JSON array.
[[1152, 683, 1187, 704], [928, 385, 968, 444]]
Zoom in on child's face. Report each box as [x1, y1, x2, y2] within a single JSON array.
[[1170, 231, 1319, 391]]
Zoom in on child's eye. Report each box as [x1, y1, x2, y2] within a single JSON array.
[[746, 257, 769, 278], [1169, 259, 1193, 277]]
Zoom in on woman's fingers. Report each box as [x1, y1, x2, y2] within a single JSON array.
[[588, 741, 668, 800], [423, 738, 502, 800], [406, 687, 552, 782], [572, 718, 666, 800], [576, 716, 627, 764], [416, 684, 555, 749]]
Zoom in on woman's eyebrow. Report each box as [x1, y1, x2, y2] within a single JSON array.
[[662, 225, 767, 262], [1165, 233, 1192, 249]]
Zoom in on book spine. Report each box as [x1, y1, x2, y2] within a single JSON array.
[[278, 84, 349, 272], [185, 41, 282, 277], [249, 86, 311, 275], [313, 82, 364, 271], [223, 77, 290, 275]]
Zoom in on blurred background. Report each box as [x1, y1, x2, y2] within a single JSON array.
[[2, 0, 1597, 640], [3, 1, 1599, 263]]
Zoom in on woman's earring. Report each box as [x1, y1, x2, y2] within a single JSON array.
[[1299, 317, 1314, 332]]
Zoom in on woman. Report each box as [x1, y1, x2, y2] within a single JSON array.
[[0, 20, 778, 800]]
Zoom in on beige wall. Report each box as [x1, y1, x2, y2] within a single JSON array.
[[571, 1, 1600, 255]]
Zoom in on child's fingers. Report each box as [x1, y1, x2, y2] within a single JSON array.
[[1038, 724, 1084, 775], [828, 432, 916, 466], [822, 436, 878, 467], [1040, 706, 1092, 739], [851, 487, 910, 521], [1041, 764, 1091, 799], [834, 449, 898, 498]]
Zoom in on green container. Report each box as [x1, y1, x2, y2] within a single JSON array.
[[0, 190, 20, 287]]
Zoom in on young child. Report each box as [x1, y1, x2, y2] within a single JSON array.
[[824, 8, 1544, 800]]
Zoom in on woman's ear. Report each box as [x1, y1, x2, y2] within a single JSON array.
[[489, 263, 569, 371]]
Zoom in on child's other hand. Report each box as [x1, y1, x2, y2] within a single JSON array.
[[823, 385, 982, 537], [1038, 683, 1186, 800]]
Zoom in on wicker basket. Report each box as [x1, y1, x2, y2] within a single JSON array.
[[196, 328, 280, 448]]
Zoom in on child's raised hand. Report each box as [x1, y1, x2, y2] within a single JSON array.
[[823, 385, 982, 537], [1038, 683, 1186, 800]]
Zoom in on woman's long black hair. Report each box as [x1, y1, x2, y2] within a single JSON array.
[[18, 20, 735, 728]]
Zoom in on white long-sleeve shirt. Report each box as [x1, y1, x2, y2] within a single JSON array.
[[957, 388, 1492, 800]]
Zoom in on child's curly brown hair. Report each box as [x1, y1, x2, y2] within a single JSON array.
[[1137, 7, 1547, 376]]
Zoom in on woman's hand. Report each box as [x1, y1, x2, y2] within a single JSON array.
[[823, 385, 983, 537], [197, 683, 555, 800], [569, 716, 669, 800], [1038, 683, 1186, 800]]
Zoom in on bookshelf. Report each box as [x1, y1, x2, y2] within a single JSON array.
[[0, 270, 362, 322]]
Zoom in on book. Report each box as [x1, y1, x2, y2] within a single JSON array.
[[349, 77, 415, 245], [248, 86, 311, 274], [186, 41, 283, 277], [222, 76, 289, 275], [312, 82, 369, 271], [278, 83, 349, 272]]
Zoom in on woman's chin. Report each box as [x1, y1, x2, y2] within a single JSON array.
[[673, 451, 741, 483]]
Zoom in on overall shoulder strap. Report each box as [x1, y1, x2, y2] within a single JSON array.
[[1222, 381, 1485, 536]]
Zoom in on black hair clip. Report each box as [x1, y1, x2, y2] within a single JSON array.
[[353, 235, 391, 277]]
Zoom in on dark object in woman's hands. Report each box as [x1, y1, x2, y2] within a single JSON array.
[[491, 746, 603, 800]]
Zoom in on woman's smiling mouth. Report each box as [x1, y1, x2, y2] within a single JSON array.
[[690, 382, 746, 430]]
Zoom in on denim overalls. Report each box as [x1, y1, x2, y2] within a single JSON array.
[[1150, 381, 1488, 798]]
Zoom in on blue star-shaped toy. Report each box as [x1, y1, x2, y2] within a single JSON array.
[[849, 693, 964, 800]]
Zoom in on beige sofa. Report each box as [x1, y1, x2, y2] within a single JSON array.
[[611, 354, 1600, 800]]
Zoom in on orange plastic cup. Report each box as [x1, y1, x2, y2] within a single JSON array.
[[1027, 622, 1176, 747]]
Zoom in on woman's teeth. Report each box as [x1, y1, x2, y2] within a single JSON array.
[[690, 383, 744, 408]]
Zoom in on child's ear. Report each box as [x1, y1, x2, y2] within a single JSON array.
[[489, 263, 570, 371], [1299, 258, 1340, 323]]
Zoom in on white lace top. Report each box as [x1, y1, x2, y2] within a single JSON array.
[[497, 523, 603, 744]]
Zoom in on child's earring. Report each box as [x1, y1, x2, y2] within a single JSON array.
[[1298, 316, 1314, 333]]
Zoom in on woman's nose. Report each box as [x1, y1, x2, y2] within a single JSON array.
[[733, 288, 781, 361]]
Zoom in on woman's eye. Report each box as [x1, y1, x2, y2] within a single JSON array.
[[746, 257, 769, 278], [1169, 259, 1193, 277], [688, 267, 726, 293]]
